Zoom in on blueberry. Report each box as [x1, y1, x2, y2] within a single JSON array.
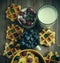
[[14, 56, 20, 60], [25, 32, 28, 35], [9, 44, 14, 49], [36, 39, 39, 43], [34, 32, 37, 35], [22, 38, 25, 41], [8, 52, 12, 55], [34, 42, 38, 46], [26, 37, 30, 40], [30, 30, 34, 33], [20, 38, 26, 44], [31, 43, 35, 48], [29, 41, 32, 44], [56, 57, 60, 61], [30, 37, 34, 41], [22, 32, 25, 36], [14, 33, 18, 37], [26, 44, 29, 47], [32, 34, 36, 37], [25, 35, 27, 38], [29, 34, 32, 37], [27, 45, 31, 48], [21, 41, 25, 45], [35, 36, 39, 40]]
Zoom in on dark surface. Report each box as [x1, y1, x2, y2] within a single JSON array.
[[0, 0, 60, 59], [0, 55, 11, 63]]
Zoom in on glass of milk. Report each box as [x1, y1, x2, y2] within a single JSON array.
[[38, 5, 58, 28]]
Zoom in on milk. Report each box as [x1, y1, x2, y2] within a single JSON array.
[[38, 5, 58, 27]]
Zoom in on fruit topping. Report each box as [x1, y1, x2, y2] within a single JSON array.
[[19, 29, 39, 49], [8, 51, 12, 55], [9, 44, 14, 49], [27, 58, 33, 63], [14, 56, 20, 60], [18, 7, 36, 27]]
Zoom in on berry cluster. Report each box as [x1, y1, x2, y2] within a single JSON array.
[[19, 29, 39, 49], [18, 7, 36, 26]]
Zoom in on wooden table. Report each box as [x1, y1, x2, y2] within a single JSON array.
[[0, 0, 60, 56]]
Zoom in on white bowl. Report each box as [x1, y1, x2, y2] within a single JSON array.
[[18, 8, 37, 29]]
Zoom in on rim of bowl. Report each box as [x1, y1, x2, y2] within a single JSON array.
[[11, 49, 46, 63]]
